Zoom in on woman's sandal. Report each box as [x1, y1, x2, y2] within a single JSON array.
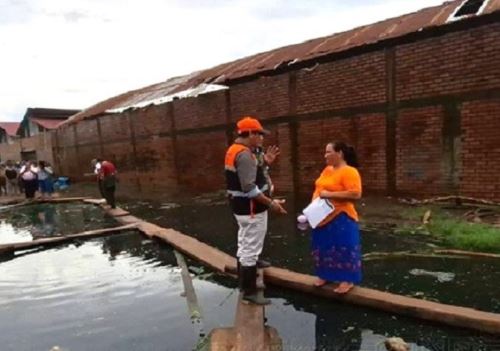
[[313, 278, 327, 287], [334, 282, 354, 294]]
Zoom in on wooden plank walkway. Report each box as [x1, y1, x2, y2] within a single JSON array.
[[6, 197, 497, 335], [101, 204, 500, 335]]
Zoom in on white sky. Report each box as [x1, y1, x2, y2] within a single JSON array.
[[0, 0, 446, 121]]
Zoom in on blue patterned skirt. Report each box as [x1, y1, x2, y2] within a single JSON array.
[[311, 212, 362, 284]]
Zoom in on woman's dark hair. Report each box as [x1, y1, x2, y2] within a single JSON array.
[[39, 161, 46, 169], [331, 141, 359, 168]]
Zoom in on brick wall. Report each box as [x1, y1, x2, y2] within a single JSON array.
[[173, 90, 227, 130], [175, 131, 227, 192], [0, 133, 54, 165], [230, 75, 289, 120], [461, 99, 500, 199], [296, 52, 386, 114], [356, 114, 386, 192], [396, 106, 445, 194], [396, 22, 500, 101], [52, 20, 500, 200]]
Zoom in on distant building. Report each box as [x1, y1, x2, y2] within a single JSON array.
[[0, 122, 21, 144], [18, 108, 80, 138]]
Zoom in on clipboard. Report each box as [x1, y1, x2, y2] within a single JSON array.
[[302, 197, 335, 228]]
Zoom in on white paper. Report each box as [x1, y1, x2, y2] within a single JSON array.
[[302, 198, 335, 228]]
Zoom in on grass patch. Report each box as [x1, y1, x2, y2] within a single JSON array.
[[394, 206, 500, 253], [428, 219, 500, 253]]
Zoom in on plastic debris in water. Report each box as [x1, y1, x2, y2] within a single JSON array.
[[409, 268, 456, 282]]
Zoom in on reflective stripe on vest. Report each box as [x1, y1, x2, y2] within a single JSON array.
[[226, 184, 269, 198]]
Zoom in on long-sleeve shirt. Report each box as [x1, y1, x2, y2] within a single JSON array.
[[235, 149, 260, 198]]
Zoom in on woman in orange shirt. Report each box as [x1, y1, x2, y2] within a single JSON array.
[[311, 142, 362, 294]]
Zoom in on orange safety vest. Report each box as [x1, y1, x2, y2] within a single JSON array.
[[225, 143, 269, 216]]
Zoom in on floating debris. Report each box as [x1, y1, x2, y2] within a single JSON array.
[[409, 268, 455, 282], [160, 203, 180, 210], [384, 337, 409, 351]]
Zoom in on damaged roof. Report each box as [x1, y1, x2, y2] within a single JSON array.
[[62, 0, 500, 126]]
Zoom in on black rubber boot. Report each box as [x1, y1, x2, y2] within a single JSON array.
[[241, 265, 271, 306]]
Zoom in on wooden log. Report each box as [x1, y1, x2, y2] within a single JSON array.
[[234, 294, 266, 351], [38, 197, 90, 203], [362, 251, 470, 261], [0, 224, 138, 253], [131, 220, 500, 335], [433, 249, 500, 259]]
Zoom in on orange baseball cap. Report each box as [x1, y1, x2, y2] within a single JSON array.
[[236, 116, 270, 135]]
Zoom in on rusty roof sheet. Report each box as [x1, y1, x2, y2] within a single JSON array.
[[0, 122, 21, 137], [63, 0, 500, 126]]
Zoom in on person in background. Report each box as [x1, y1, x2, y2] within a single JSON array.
[[5, 161, 19, 195], [0, 164, 6, 196], [91, 158, 117, 208], [92, 159, 105, 199], [17, 161, 25, 194], [310, 141, 362, 294], [20, 161, 38, 200], [37, 161, 54, 200]]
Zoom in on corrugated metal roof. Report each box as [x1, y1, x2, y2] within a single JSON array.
[[62, 0, 500, 126], [30, 117, 64, 130], [0, 122, 21, 137]]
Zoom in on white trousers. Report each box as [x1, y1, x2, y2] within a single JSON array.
[[235, 211, 268, 267]]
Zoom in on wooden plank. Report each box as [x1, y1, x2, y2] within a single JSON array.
[[0, 224, 138, 253], [112, 214, 143, 225], [264, 267, 500, 335], [234, 294, 266, 351], [433, 249, 500, 259], [83, 199, 106, 205], [105, 207, 129, 217], [131, 220, 500, 335], [173, 251, 205, 324], [1, 197, 91, 213], [210, 328, 235, 351], [39, 197, 90, 203]]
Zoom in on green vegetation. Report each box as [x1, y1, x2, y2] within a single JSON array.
[[394, 206, 500, 253]]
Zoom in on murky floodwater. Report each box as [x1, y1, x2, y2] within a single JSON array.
[[1, 230, 499, 351], [1, 200, 499, 350], [0, 203, 117, 244], [123, 194, 500, 313]]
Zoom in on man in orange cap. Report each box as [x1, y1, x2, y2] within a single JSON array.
[[224, 116, 287, 305]]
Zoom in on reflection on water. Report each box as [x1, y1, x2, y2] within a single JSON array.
[[1, 229, 499, 350], [0, 203, 117, 244]]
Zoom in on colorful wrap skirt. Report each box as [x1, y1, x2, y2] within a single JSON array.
[[311, 212, 362, 284]]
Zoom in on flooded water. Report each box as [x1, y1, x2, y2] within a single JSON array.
[[1, 199, 499, 350], [1, 230, 499, 351], [0, 203, 117, 244], [123, 194, 500, 313]]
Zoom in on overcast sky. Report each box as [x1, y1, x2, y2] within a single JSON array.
[[0, 0, 446, 121]]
